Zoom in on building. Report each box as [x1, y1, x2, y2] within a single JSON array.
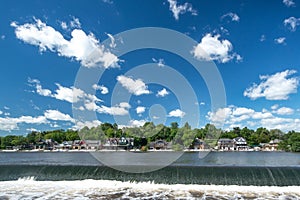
[[73, 140, 85, 150], [85, 140, 101, 150], [217, 138, 235, 151], [260, 139, 282, 151], [149, 140, 172, 150], [190, 138, 210, 150], [101, 137, 134, 150], [217, 137, 249, 151], [55, 141, 73, 150], [233, 137, 248, 151]]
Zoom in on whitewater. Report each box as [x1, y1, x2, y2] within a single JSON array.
[[0, 152, 299, 199], [0, 178, 299, 200]]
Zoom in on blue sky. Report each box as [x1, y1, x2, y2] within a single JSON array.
[[1, 0, 300, 135]]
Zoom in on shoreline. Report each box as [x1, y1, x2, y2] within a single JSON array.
[[0, 149, 289, 153]]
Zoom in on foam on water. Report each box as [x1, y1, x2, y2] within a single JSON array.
[[0, 178, 299, 199]]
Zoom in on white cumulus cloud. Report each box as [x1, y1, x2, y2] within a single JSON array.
[[129, 119, 147, 127], [73, 120, 102, 129], [44, 110, 74, 122], [11, 18, 119, 68], [28, 78, 52, 97], [244, 70, 299, 100], [152, 58, 165, 67], [92, 84, 109, 94], [136, 106, 146, 114], [29, 79, 102, 105], [192, 33, 241, 63], [168, 109, 185, 118], [283, 0, 295, 7], [274, 37, 286, 44], [117, 75, 150, 96], [167, 0, 197, 20], [221, 12, 240, 22], [284, 17, 300, 31], [272, 107, 294, 115], [85, 102, 130, 116], [70, 17, 81, 28], [206, 105, 300, 132], [0, 115, 48, 131], [156, 88, 169, 97]]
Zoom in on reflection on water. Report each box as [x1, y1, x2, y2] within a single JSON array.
[[0, 151, 299, 167], [176, 151, 300, 167]]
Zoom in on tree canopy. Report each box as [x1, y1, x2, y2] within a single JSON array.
[[0, 122, 299, 152]]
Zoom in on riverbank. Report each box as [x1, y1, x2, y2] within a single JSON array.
[[0, 148, 285, 153]]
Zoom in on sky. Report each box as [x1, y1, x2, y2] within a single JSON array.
[[1, 0, 300, 135]]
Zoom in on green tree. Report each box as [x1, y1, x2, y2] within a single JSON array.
[[66, 130, 80, 141]]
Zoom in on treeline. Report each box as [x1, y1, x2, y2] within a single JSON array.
[[0, 122, 299, 152]]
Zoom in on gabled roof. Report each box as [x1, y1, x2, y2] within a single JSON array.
[[233, 137, 246, 142]]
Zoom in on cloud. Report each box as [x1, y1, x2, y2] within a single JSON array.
[[207, 107, 232, 125], [274, 37, 286, 44], [272, 107, 294, 115], [283, 0, 295, 7], [53, 84, 84, 103], [136, 106, 146, 114], [0, 115, 48, 131], [85, 101, 130, 116], [244, 70, 299, 100], [271, 104, 279, 110], [206, 105, 300, 132], [11, 18, 119, 68], [97, 103, 130, 116], [74, 120, 102, 129], [207, 106, 273, 127], [44, 110, 74, 122], [0, 108, 100, 131], [207, 106, 277, 126], [26, 128, 40, 132], [0, 110, 2, 115], [117, 75, 150, 96], [232, 107, 255, 116], [260, 35, 266, 42], [60, 21, 68, 30], [60, 17, 81, 30], [221, 12, 240, 22], [152, 58, 165, 67], [284, 17, 300, 31], [70, 17, 81, 29], [192, 33, 242, 63], [260, 117, 300, 132], [102, 0, 113, 4], [251, 111, 273, 119], [29, 79, 102, 106], [167, 0, 197, 20], [28, 78, 52, 97], [129, 119, 147, 127], [92, 84, 109, 94], [156, 88, 169, 97], [29, 79, 129, 116], [107, 33, 116, 48], [168, 109, 185, 118]]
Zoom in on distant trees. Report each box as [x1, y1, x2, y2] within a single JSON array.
[[0, 122, 299, 152], [278, 131, 300, 152]]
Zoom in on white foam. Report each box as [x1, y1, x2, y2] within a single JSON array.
[[0, 178, 299, 199]]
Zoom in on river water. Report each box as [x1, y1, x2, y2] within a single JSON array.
[[0, 151, 299, 199]]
